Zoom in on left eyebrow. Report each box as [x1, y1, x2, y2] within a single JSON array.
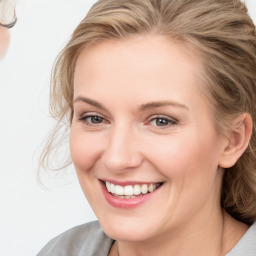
[[73, 96, 109, 112], [139, 101, 189, 111]]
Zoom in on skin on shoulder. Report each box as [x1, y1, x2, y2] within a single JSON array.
[[70, 35, 252, 256]]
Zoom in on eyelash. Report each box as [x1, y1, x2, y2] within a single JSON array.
[[78, 114, 178, 128], [78, 114, 109, 125], [147, 115, 178, 128]]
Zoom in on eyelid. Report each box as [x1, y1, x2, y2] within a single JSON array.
[[148, 114, 178, 121], [78, 112, 110, 124], [77, 111, 105, 119], [146, 114, 178, 127]]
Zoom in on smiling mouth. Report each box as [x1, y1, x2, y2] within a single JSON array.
[[104, 181, 163, 199]]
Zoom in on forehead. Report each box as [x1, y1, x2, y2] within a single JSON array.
[[73, 35, 206, 107]]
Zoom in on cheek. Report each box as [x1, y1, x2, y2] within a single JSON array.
[[69, 127, 102, 172], [147, 131, 221, 181], [149, 134, 223, 213]]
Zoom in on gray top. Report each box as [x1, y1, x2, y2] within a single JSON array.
[[37, 221, 113, 256], [37, 221, 256, 256], [226, 221, 256, 256]]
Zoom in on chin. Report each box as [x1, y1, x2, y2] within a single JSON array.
[[97, 214, 162, 242]]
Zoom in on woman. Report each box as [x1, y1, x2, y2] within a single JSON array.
[[0, 0, 16, 58], [38, 0, 256, 255]]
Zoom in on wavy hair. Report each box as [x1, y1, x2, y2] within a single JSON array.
[[40, 0, 256, 224]]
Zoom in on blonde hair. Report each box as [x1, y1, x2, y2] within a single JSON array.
[[41, 0, 256, 224]]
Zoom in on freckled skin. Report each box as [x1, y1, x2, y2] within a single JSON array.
[[70, 35, 247, 256]]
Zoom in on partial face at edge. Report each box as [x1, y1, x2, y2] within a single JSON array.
[[70, 35, 229, 242], [0, 25, 10, 58]]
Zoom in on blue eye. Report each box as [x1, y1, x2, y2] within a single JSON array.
[[88, 116, 104, 124], [150, 117, 177, 127]]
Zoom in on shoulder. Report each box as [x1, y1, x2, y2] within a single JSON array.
[[37, 221, 114, 256], [226, 222, 256, 256]]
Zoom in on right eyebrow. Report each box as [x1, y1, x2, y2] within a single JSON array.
[[73, 96, 108, 112], [139, 100, 189, 112]]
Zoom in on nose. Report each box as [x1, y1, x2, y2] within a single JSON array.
[[101, 124, 143, 173]]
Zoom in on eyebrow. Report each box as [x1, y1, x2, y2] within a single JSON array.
[[139, 101, 189, 111], [74, 96, 189, 113], [73, 96, 108, 112]]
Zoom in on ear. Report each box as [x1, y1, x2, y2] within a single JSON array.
[[219, 113, 252, 168]]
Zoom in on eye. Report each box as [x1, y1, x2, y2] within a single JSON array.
[[87, 116, 104, 124], [79, 114, 109, 125], [149, 116, 178, 127]]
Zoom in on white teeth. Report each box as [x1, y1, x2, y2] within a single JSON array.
[[110, 183, 115, 194], [149, 184, 156, 192], [115, 185, 124, 195], [105, 181, 160, 196], [106, 182, 111, 191], [141, 184, 148, 194], [133, 185, 141, 195], [124, 185, 133, 196]]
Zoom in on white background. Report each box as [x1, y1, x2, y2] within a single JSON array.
[[0, 0, 255, 255]]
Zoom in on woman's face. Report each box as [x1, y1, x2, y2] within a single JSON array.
[[70, 35, 228, 242], [0, 26, 10, 58]]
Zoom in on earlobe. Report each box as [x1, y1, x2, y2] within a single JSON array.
[[219, 113, 252, 168]]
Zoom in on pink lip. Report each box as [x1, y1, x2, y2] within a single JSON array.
[[99, 180, 162, 209]]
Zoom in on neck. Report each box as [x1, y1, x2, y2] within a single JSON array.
[[110, 211, 248, 256]]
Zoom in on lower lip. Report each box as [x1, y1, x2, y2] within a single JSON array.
[[99, 181, 161, 209]]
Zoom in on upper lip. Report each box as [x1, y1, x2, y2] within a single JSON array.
[[100, 179, 163, 186]]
